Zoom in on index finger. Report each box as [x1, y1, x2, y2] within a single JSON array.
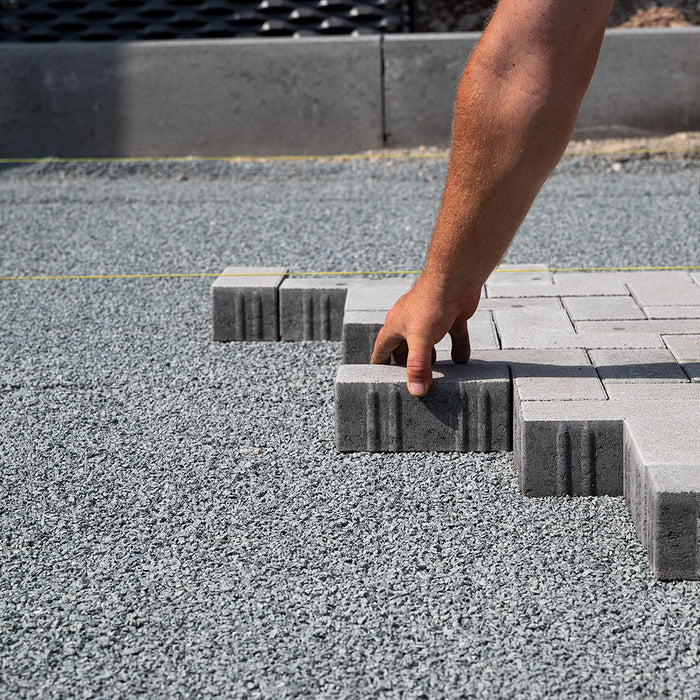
[[371, 324, 404, 365]]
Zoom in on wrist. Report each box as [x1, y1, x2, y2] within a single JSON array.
[[414, 266, 482, 314]]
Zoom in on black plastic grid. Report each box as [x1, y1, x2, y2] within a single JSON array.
[[0, 0, 413, 41]]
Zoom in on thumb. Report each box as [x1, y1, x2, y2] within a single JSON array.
[[405, 336, 435, 397]]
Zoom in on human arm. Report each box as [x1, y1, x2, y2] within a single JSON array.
[[371, 0, 614, 396]]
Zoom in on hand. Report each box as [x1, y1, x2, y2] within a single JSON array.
[[370, 277, 481, 397]]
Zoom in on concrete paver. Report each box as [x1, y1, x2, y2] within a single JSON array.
[[662, 334, 700, 382], [644, 305, 700, 319], [589, 348, 690, 383], [335, 361, 511, 452], [211, 266, 288, 341], [212, 265, 700, 580], [279, 277, 350, 341], [562, 295, 645, 321], [575, 319, 700, 334], [623, 271, 700, 307]]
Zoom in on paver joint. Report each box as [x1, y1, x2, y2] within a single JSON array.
[[211, 265, 700, 580]]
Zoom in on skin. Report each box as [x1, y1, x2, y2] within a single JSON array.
[[371, 0, 615, 396]]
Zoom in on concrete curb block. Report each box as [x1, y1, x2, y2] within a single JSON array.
[[0, 37, 383, 158], [2, 28, 699, 157]]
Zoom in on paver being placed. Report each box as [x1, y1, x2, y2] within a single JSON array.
[[211, 264, 700, 579], [335, 361, 511, 452]]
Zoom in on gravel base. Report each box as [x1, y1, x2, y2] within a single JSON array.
[[1, 158, 699, 698]]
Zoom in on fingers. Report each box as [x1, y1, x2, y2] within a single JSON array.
[[449, 316, 471, 364], [405, 336, 435, 397], [371, 324, 402, 365]]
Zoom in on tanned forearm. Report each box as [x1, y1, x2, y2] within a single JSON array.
[[422, 0, 613, 301], [372, 0, 614, 396]]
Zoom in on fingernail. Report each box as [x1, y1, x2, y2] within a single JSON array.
[[408, 382, 425, 396]]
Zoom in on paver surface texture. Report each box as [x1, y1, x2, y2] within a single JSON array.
[[1, 157, 699, 696]]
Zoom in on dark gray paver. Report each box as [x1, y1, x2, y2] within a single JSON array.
[[211, 267, 288, 341]]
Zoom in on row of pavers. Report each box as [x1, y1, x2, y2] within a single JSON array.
[[211, 265, 700, 580]]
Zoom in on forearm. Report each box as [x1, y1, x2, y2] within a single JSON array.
[[420, 0, 613, 305]]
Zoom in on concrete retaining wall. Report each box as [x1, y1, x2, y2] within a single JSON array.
[[1, 28, 698, 157], [0, 38, 383, 158]]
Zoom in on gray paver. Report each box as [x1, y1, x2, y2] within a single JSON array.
[[485, 264, 552, 290], [514, 399, 626, 497], [589, 348, 690, 383], [662, 334, 700, 382], [335, 361, 511, 452], [341, 309, 386, 364], [477, 297, 563, 311], [643, 306, 700, 319], [576, 319, 700, 334], [211, 266, 288, 341], [624, 412, 700, 580], [605, 382, 700, 401], [487, 272, 628, 298], [562, 295, 645, 321], [343, 278, 415, 312], [279, 278, 349, 341], [623, 271, 700, 307], [493, 304, 573, 348], [513, 367, 607, 402], [493, 305, 662, 349]]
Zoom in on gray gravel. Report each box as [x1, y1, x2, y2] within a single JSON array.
[[1, 157, 699, 698]]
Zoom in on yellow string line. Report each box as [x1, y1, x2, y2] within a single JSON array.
[[0, 146, 698, 165], [2, 264, 700, 283]]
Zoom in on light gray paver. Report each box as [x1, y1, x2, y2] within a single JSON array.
[[562, 295, 645, 321], [343, 278, 415, 312], [624, 412, 700, 580], [485, 264, 552, 290], [493, 305, 662, 349], [487, 272, 628, 298], [623, 271, 700, 307], [576, 319, 700, 334], [212, 266, 288, 341], [589, 348, 690, 383], [477, 297, 563, 311], [493, 304, 573, 348], [605, 382, 700, 401], [335, 361, 511, 452], [643, 306, 700, 319], [662, 334, 700, 382], [279, 278, 349, 341], [513, 367, 607, 402]]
